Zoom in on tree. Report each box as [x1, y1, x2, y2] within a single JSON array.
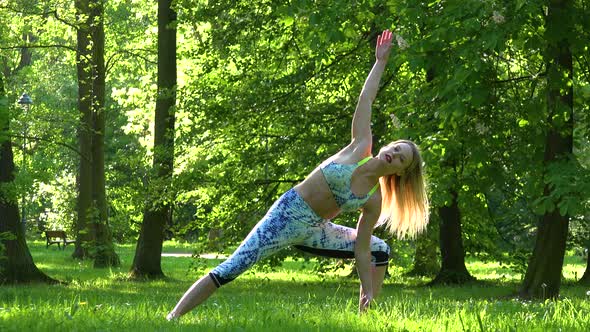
[[520, 0, 574, 299], [0, 73, 55, 284], [130, 0, 177, 279], [408, 220, 440, 276], [407, 215, 439, 277], [72, 0, 119, 267], [580, 252, 590, 284], [390, 0, 485, 285], [72, 0, 93, 260], [406, 64, 439, 278], [90, 0, 119, 268], [430, 188, 475, 284]]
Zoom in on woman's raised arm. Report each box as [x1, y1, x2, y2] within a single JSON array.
[[351, 30, 393, 147]]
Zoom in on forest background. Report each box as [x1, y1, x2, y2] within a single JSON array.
[[0, 0, 589, 301]]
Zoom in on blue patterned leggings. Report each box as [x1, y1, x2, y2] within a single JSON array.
[[209, 189, 390, 287]]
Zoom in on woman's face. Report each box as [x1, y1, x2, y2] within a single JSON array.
[[377, 142, 414, 175]]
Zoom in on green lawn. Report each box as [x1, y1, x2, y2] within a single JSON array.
[[1, 241, 589, 331]]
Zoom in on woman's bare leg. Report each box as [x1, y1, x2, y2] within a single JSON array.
[[167, 274, 218, 320], [372, 265, 387, 298]]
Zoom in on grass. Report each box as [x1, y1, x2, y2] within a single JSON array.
[[1, 241, 589, 331]]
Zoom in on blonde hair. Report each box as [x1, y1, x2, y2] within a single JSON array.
[[378, 140, 429, 239]]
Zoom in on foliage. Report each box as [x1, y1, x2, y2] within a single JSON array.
[[390, 0, 589, 273], [0, 0, 588, 276], [534, 158, 590, 217]]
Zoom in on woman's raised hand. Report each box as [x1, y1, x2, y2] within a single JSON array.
[[375, 29, 393, 62]]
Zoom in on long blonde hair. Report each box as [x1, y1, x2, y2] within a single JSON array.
[[378, 140, 429, 239]]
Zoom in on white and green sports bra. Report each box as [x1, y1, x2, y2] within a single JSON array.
[[319, 156, 379, 212]]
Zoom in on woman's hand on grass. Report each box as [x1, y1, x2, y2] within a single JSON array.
[[359, 291, 373, 313]]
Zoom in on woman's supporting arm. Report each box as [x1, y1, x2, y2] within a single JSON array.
[[355, 197, 381, 313]]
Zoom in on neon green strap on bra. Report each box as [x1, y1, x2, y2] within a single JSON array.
[[356, 156, 372, 166], [356, 157, 380, 196]]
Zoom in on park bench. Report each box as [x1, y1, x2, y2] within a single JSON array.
[[45, 230, 75, 249]]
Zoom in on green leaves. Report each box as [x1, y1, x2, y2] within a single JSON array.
[[0, 0, 588, 265], [533, 158, 590, 217]]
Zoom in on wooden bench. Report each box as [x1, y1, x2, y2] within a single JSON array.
[[45, 230, 76, 249]]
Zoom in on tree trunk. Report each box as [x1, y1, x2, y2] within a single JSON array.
[[90, 0, 119, 268], [579, 249, 590, 285], [16, 32, 35, 71], [429, 189, 475, 285], [72, 0, 119, 266], [0, 75, 56, 284], [407, 65, 440, 278], [72, 0, 93, 260], [407, 214, 439, 277], [130, 0, 177, 278], [520, 0, 573, 299]]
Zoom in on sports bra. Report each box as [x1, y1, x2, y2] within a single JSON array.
[[319, 156, 379, 212]]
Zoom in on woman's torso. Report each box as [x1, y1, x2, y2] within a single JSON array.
[[293, 148, 379, 219]]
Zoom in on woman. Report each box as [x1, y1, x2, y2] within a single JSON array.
[[167, 29, 429, 319]]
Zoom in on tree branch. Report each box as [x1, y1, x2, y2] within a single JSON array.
[[492, 72, 546, 85], [45, 9, 77, 29], [105, 49, 157, 74], [261, 35, 369, 114], [0, 44, 76, 53], [10, 133, 89, 162], [0, 5, 77, 29]]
